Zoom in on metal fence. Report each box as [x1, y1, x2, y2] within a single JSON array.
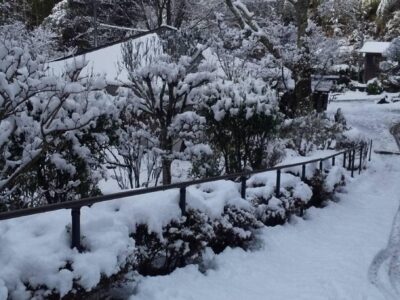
[[0, 140, 373, 251]]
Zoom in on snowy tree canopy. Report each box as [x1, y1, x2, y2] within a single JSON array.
[[0, 40, 112, 208]]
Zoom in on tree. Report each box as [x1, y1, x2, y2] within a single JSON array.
[[224, 0, 314, 116], [118, 33, 215, 185], [377, 0, 400, 21], [0, 0, 60, 26], [0, 21, 62, 60], [224, 0, 340, 117], [104, 104, 162, 189], [317, 0, 364, 37], [0, 40, 111, 210], [44, 0, 221, 51], [380, 37, 400, 91]]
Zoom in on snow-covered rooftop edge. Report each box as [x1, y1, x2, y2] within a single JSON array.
[[358, 41, 391, 54]]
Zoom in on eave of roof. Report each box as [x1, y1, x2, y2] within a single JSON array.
[[358, 41, 391, 54]]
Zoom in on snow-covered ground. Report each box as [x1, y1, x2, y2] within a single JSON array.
[[1, 98, 400, 300], [127, 101, 400, 300], [330, 101, 400, 151], [330, 91, 400, 103]]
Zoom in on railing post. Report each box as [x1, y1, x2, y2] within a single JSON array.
[[351, 149, 355, 177], [369, 140, 373, 162], [332, 156, 335, 166], [179, 187, 186, 215], [359, 146, 363, 174], [275, 169, 281, 197], [343, 152, 346, 168], [71, 207, 81, 251], [319, 159, 323, 172], [301, 164, 306, 181], [241, 176, 246, 199], [347, 150, 352, 170]]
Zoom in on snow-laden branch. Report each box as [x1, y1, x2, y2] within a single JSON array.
[[225, 0, 282, 59], [0, 42, 111, 200], [377, 0, 400, 20]]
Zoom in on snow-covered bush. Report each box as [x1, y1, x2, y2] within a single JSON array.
[[132, 210, 213, 276], [199, 78, 282, 174], [380, 38, 400, 91], [247, 172, 312, 226], [366, 79, 383, 95], [317, 0, 364, 37], [0, 41, 111, 210], [103, 96, 161, 189], [0, 21, 62, 60], [336, 127, 369, 153], [281, 112, 347, 156], [0, 155, 354, 298], [210, 205, 262, 253], [133, 205, 261, 275], [118, 33, 216, 185], [305, 167, 346, 207]]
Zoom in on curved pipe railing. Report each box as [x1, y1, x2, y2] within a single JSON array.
[[0, 140, 373, 251]]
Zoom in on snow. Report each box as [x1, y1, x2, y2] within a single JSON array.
[[330, 91, 400, 103], [247, 171, 313, 203], [2, 96, 400, 299], [359, 41, 391, 55], [128, 101, 400, 300], [48, 34, 160, 84], [324, 166, 346, 192], [0, 164, 321, 298]]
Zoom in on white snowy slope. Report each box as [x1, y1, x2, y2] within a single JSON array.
[[130, 102, 400, 300]]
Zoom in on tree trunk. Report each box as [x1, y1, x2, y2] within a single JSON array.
[[294, 0, 313, 116], [293, 60, 313, 116], [162, 158, 172, 185], [160, 125, 173, 185]]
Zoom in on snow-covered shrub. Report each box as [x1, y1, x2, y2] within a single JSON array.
[[366, 79, 383, 95], [384, 11, 400, 40], [199, 78, 282, 174], [190, 153, 224, 179], [380, 38, 400, 92], [132, 205, 261, 275], [0, 41, 111, 209], [210, 205, 262, 253], [281, 112, 347, 156], [336, 127, 369, 156], [103, 94, 161, 189], [305, 167, 346, 207], [247, 172, 312, 226], [0, 21, 62, 60], [119, 33, 216, 185], [132, 210, 213, 276]]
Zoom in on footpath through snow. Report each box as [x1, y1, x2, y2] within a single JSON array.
[[130, 102, 400, 300]]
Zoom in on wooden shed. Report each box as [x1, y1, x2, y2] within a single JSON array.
[[359, 41, 391, 83], [312, 78, 334, 112]]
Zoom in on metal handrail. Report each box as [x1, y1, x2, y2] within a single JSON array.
[[0, 141, 372, 250]]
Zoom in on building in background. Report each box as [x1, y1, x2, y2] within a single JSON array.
[[359, 41, 391, 82]]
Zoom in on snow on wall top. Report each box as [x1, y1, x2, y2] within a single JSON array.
[[359, 41, 391, 54], [48, 33, 160, 84]]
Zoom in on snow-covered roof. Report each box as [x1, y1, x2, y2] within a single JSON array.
[[48, 28, 172, 84], [358, 41, 391, 54], [312, 80, 334, 93]]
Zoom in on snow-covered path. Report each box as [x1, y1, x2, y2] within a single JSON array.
[[130, 102, 400, 300]]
